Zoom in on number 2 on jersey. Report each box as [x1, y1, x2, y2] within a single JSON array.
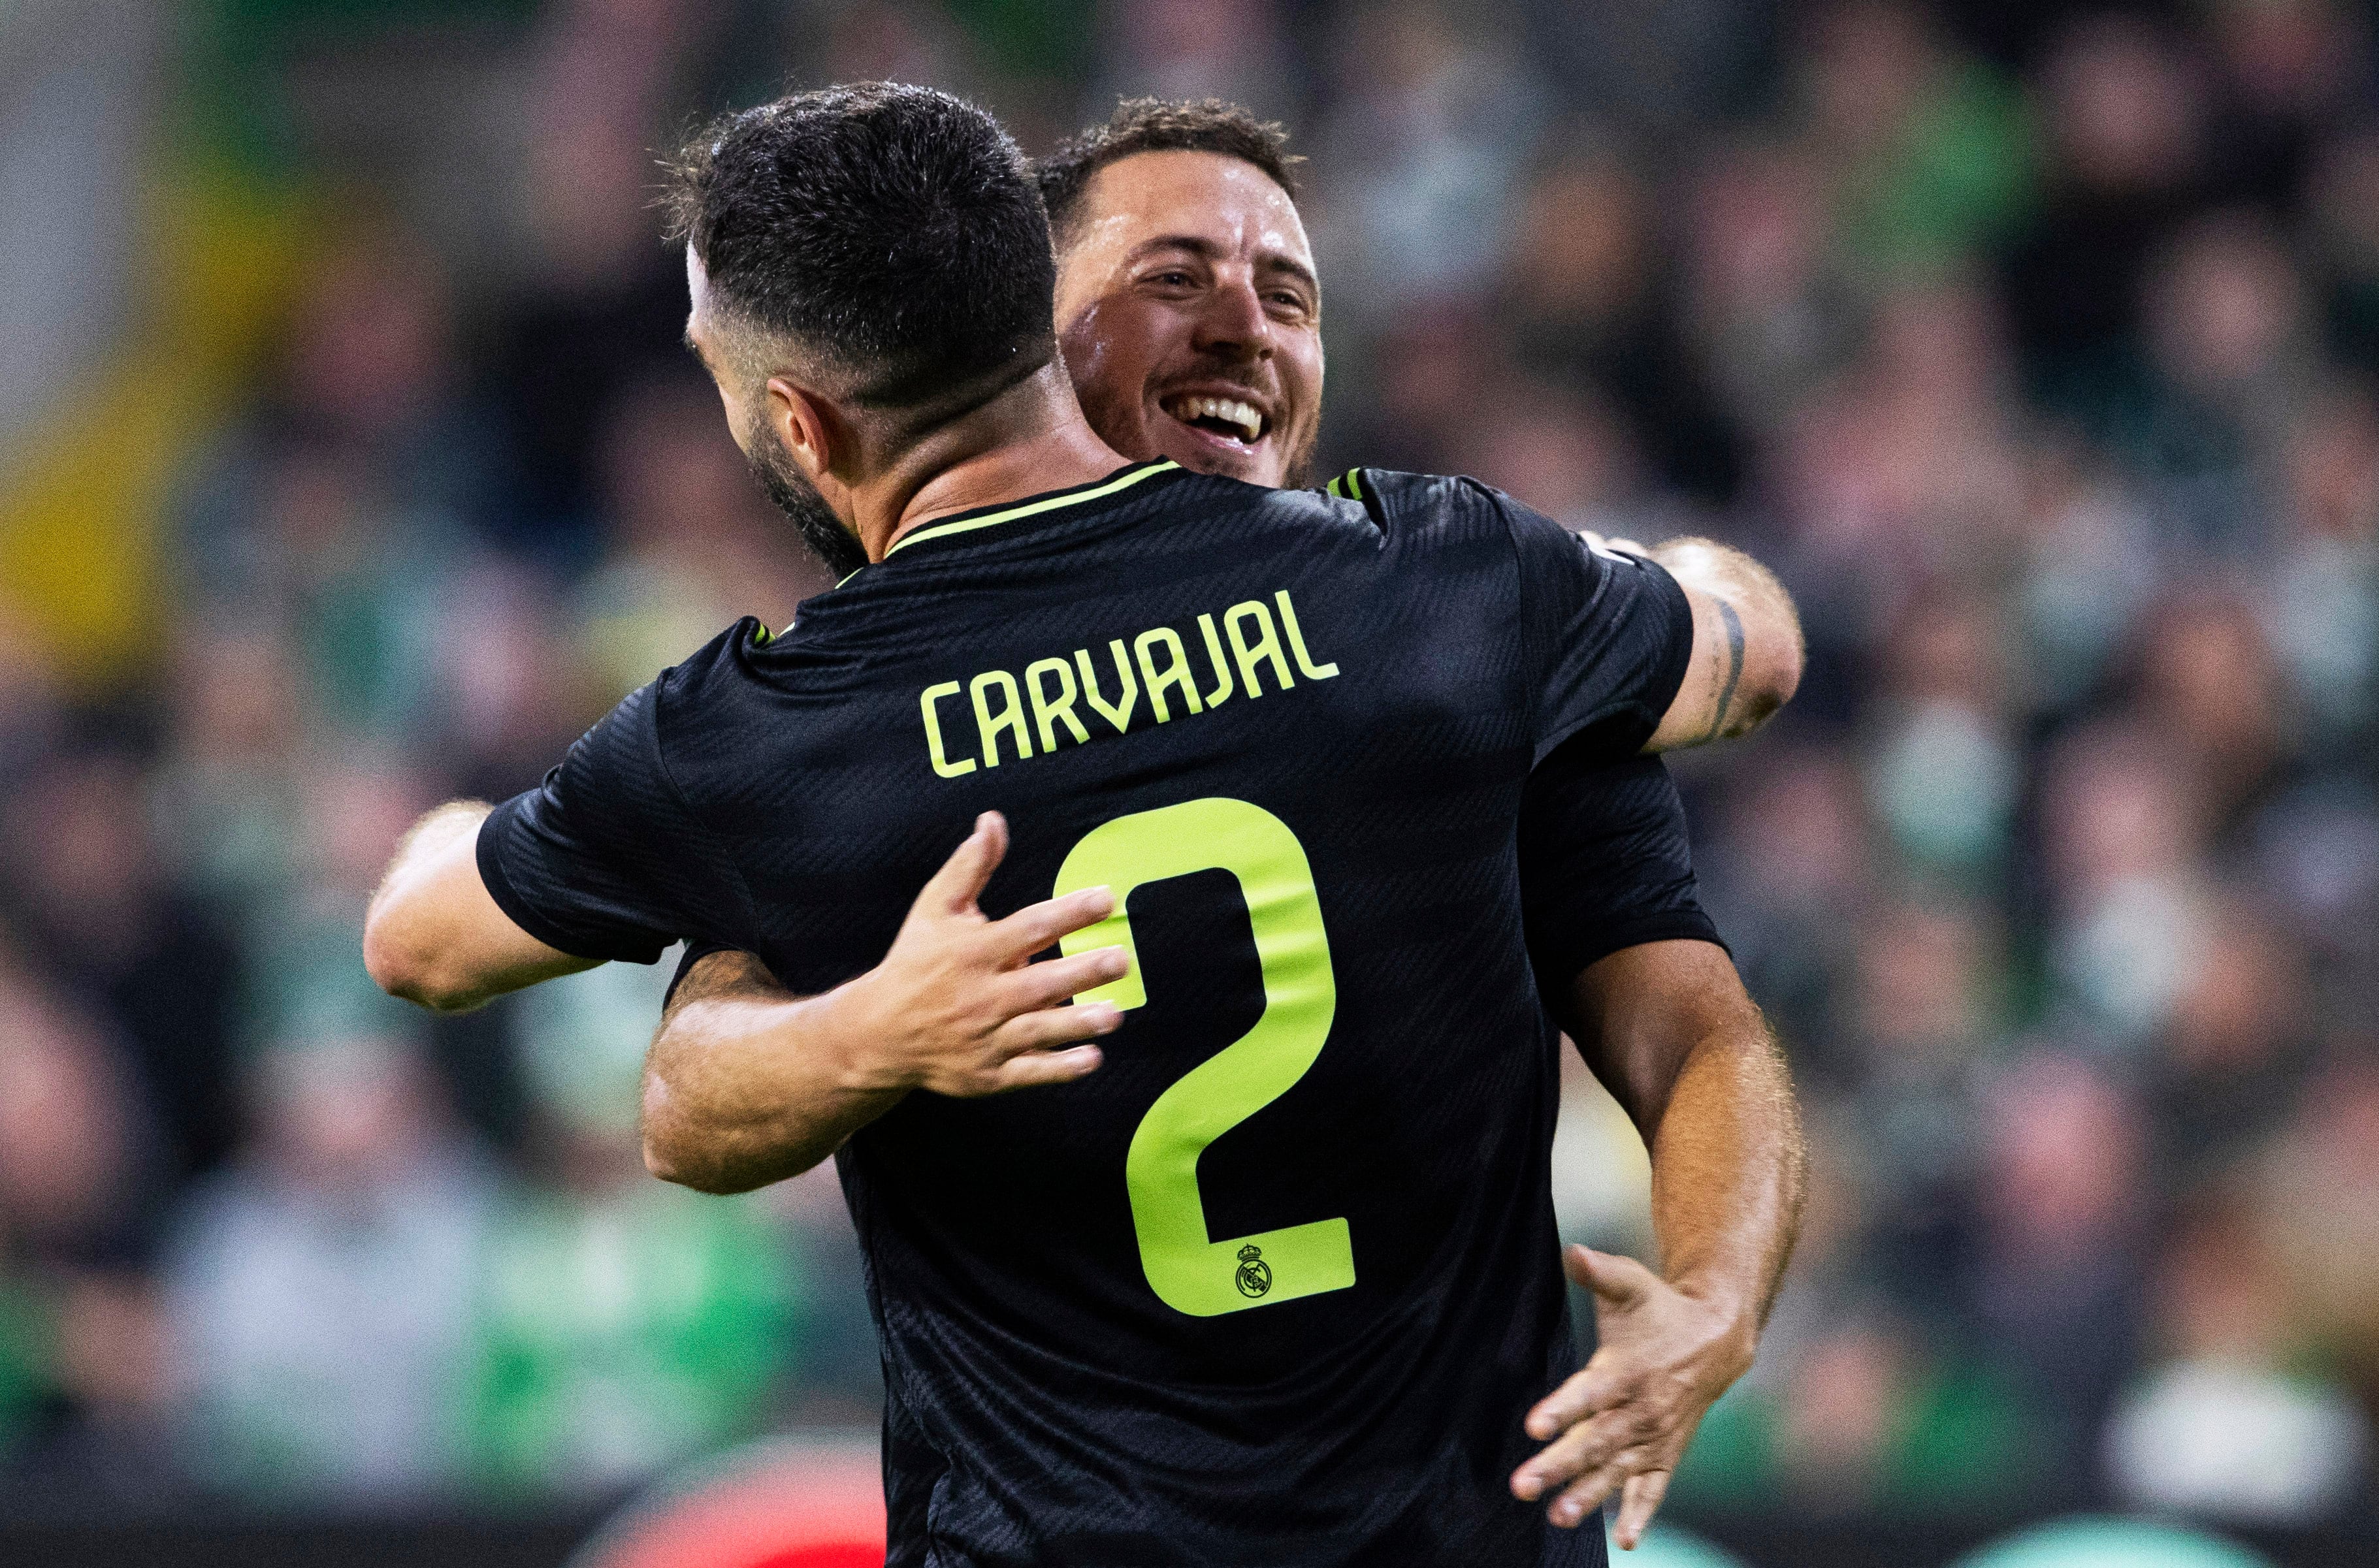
[[1053, 798, 1355, 1317]]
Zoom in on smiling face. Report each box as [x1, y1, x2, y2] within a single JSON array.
[[1052, 150, 1323, 488]]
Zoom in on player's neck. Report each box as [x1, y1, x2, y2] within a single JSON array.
[[857, 364, 1131, 560]]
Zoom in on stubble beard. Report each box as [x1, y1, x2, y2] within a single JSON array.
[[739, 388, 1321, 579], [746, 423, 869, 581], [1280, 418, 1320, 492]]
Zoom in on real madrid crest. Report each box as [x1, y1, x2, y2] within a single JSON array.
[[1235, 1243, 1272, 1298]]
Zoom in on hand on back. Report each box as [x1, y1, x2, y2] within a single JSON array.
[[838, 812, 1130, 1098]]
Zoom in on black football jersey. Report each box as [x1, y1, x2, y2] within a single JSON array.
[[479, 460, 1698, 1566]]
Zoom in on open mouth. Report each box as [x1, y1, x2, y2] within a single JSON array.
[[1161, 392, 1270, 448]]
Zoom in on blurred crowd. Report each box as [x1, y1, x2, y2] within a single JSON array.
[[0, 0, 2374, 1531]]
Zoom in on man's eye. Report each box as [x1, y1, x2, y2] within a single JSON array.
[[1150, 271, 1195, 287]]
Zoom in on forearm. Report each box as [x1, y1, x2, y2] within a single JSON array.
[[1524, 942, 1804, 1541], [1570, 943, 1805, 1328], [1642, 1014, 1804, 1328], [1642, 537, 1803, 749], [641, 815, 1125, 1194], [364, 801, 596, 1012], [641, 955, 907, 1193]]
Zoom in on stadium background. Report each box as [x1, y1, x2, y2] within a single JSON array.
[[1, 1, 2376, 1562]]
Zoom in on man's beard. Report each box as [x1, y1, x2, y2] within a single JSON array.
[[747, 426, 870, 581], [1281, 418, 1320, 492]]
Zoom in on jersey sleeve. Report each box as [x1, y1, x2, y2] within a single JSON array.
[[476, 679, 729, 964], [1505, 497, 1695, 765], [1518, 748, 1725, 996]]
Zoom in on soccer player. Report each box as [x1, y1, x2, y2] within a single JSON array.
[[365, 88, 1792, 1564], [644, 100, 1804, 1550]]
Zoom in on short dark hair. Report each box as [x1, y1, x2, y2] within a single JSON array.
[[664, 83, 1056, 415], [1037, 98, 1302, 249]]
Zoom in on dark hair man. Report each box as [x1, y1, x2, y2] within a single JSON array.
[[366, 88, 1800, 1565], [646, 99, 1805, 1553]]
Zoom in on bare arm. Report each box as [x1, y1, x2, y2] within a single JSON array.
[[1608, 537, 1802, 753], [363, 802, 599, 1013], [640, 950, 896, 1192], [1512, 939, 1806, 1546], [1570, 941, 1802, 1326], [640, 812, 1129, 1195]]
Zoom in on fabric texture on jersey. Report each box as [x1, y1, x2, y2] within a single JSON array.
[[477, 679, 739, 965], [480, 462, 1693, 1567], [1518, 748, 1724, 996], [662, 745, 1720, 1014]]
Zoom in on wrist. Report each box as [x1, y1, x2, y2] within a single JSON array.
[[1668, 1273, 1760, 1356], [821, 970, 917, 1095]]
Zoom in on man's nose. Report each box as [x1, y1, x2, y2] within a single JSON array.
[[1190, 276, 1272, 360]]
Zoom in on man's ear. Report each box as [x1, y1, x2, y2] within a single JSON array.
[[765, 376, 847, 482]]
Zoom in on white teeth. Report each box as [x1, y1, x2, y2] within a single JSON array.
[[1165, 394, 1263, 443]]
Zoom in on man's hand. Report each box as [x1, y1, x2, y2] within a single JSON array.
[[835, 810, 1129, 1097], [641, 811, 1130, 1194], [1515, 942, 1804, 1547], [1512, 1244, 1755, 1546]]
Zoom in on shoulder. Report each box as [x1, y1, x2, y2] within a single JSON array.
[[1315, 466, 1555, 562], [1129, 470, 1400, 560], [647, 616, 778, 715], [584, 617, 783, 789], [1171, 469, 1367, 530]]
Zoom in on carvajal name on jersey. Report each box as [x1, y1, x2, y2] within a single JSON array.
[[919, 588, 1340, 778]]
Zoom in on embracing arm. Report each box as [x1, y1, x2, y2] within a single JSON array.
[[1513, 940, 1806, 1544], [641, 949, 901, 1192], [1625, 537, 1802, 753], [640, 812, 1128, 1194], [363, 802, 598, 1013], [1570, 942, 1803, 1328]]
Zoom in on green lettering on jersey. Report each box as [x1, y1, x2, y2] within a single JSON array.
[[1076, 640, 1139, 733], [1276, 590, 1340, 680], [920, 682, 977, 778], [1054, 798, 1354, 1317], [1195, 614, 1236, 709], [1025, 657, 1091, 753], [1134, 626, 1204, 724], [969, 669, 1034, 767], [1223, 600, 1295, 697], [918, 590, 1344, 777]]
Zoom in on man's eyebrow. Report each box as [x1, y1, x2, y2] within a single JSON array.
[[1127, 233, 1224, 265], [1127, 233, 1319, 292], [1259, 252, 1321, 294]]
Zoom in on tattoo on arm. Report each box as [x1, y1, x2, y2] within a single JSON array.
[[1700, 598, 1745, 744]]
